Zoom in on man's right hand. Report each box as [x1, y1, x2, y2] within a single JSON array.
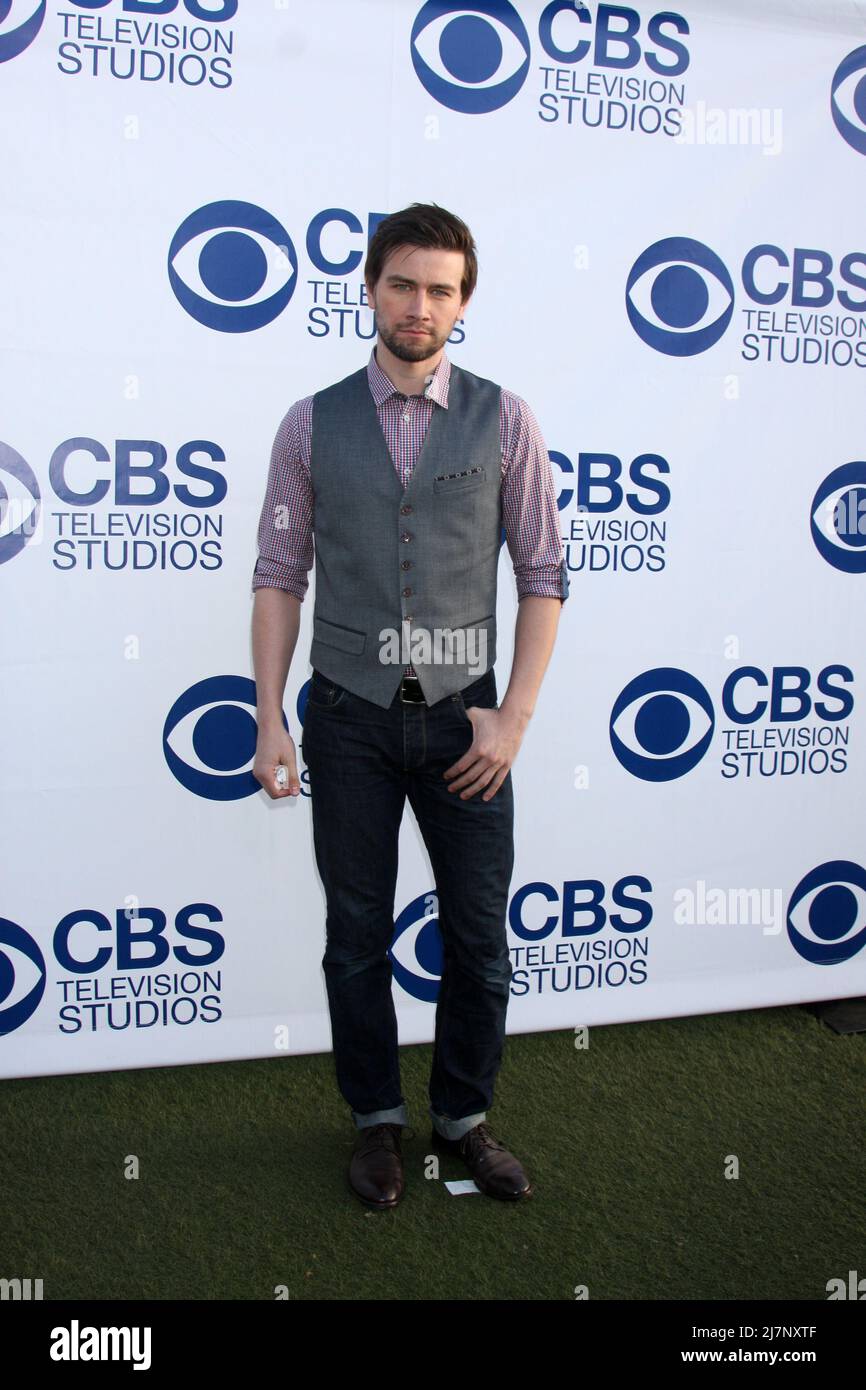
[[253, 725, 302, 798]]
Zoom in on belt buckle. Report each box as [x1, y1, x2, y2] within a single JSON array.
[[399, 675, 425, 704]]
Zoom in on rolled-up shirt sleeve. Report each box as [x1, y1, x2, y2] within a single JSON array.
[[500, 390, 569, 604], [251, 397, 314, 600]]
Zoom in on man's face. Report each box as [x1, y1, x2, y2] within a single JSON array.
[[365, 244, 470, 363]]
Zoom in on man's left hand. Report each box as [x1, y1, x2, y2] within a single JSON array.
[[443, 707, 525, 801]]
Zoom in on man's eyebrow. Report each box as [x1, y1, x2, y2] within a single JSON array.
[[384, 274, 456, 292]]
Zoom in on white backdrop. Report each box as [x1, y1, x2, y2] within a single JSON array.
[[2, 0, 865, 1079]]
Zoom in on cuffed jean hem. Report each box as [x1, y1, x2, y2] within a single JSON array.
[[351, 1104, 409, 1130], [430, 1108, 487, 1141]]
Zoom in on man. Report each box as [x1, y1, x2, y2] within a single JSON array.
[[251, 202, 569, 1209]]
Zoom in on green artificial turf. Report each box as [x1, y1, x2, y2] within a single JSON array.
[[1, 1003, 862, 1300]]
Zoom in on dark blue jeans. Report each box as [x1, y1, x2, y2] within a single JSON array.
[[300, 666, 515, 1141]]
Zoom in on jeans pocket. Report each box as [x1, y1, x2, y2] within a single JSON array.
[[454, 692, 473, 726], [307, 670, 349, 710], [454, 671, 498, 724]]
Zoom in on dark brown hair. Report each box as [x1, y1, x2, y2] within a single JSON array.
[[364, 202, 477, 304]]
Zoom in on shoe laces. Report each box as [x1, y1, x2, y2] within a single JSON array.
[[461, 1121, 508, 1158], [355, 1122, 415, 1156]]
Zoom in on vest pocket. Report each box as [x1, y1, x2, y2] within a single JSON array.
[[433, 466, 486, 494], [313, 615, 366, 654]]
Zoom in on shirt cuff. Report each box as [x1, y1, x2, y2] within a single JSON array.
[[251, 565, 306, 600], [516, 559, 570, 604]]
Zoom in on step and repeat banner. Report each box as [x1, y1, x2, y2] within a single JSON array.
[[2, 0, 865, 1079]]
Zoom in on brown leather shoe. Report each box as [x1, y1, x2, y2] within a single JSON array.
[[348, 1123, 405, 1209], [432, 1121, 533, 1200]]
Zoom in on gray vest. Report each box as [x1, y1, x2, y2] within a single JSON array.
[[308, 360, 502, 708]]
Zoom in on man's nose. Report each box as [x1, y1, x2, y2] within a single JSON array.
[[407, 290, 432, 318]]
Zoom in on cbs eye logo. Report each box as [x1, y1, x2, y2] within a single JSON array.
[[787, 860, 866, 964], [610, 667, 715, 781], [168, 201, 298, 332], [411, 0, 530, 114], [0, 442, 41, 565], [389, 892, 443, 1002], [0, 0, 45, 64], [0, 918, 46, 1035], [626, 237, 735, 356], [831, 45, 866, 155], [164, 674, 302, 799], [811, 462, 866, 573]]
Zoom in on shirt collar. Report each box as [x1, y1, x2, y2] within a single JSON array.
[[367, 344, 450, 409]]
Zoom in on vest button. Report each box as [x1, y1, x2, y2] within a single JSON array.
[[402, 587, 412, 597], [400, 533, 412, 543], [401, 559, 411, 570], [400, 505, 412, 515], [405, 614, 413, 622]]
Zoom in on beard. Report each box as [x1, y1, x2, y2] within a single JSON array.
[[375, 315, 448, 363]]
